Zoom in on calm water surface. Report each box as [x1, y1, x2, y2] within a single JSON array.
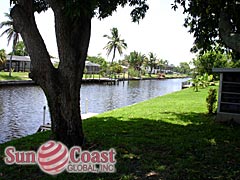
[[0, 79, 188, 143]]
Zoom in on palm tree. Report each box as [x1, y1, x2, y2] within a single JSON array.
[[0, 12, 20, 77], [126, 51, 146, 77], [163, 60, 169, 72], [157, 59, 165, 73], [103, 27, 127, 64], [148, 52, 157, 77]]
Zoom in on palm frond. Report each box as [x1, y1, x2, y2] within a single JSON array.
[[0, 11, 20, 47], [0, 28, 11, 37]]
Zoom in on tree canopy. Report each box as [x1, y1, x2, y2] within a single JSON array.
[[178, 62, 191, 74], [126, 51, 145, 71], [173, 0, 240, 56], [10, 0, 149, 22], [192, 49, 232, 77], [9, 41, 28, 56]]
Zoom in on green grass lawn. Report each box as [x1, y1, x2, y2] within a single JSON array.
[[1, 86, 240, 179], [0, 72, 30, 81]]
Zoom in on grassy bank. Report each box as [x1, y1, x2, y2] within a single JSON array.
[[0, 72, 30, 81], [1, 87, 240, 179]]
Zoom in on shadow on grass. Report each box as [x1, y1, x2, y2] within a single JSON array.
[[1, 112, 240, 180], [83, 112, 240, 180]]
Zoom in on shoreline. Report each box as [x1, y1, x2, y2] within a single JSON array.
[[0, 76, 190, 86]]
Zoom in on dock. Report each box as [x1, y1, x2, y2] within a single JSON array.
[[0, 78, 119, 86], [182, 81, 192, 89], [0, 80, 36, 86], [82, 78, 118, 85], [37, 113, 98, 132]]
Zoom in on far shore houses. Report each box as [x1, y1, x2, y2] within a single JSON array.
[[0, 56, 100, 74]]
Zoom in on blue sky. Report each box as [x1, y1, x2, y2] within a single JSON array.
[[0, 0, 196, 65]]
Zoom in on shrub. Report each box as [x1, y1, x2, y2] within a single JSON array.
[[128, 67, 139, 77], [206, 88, 217, 114]]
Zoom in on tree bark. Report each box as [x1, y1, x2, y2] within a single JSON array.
[[11, 1, 91, 147], [219, 11, 240, 54], [111, 47, 116, 64]]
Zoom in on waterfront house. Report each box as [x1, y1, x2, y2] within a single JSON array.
[[5, 55, 31, 72], [85, 61, 100, 74]]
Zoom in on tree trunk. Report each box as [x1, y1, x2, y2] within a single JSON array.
[[44, 81, 84, 147], [9, 49, 13, 77], [219, 11, 240, 54], [111, 47, 116, 65], [11, 1, 91, 147], [149, 66, 153, 77]]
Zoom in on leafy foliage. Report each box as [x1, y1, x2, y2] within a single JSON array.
[[206, 88, 217, 114], [172, 0, 240, 54], [10, 0, 149, 23], [178, 62, 191, 74], [192, 73, 213, 92], [110, 62, 123, 74], [126, 51, 145, 71], [0, 49, 6, 66], [87, 55, 106, 66], [10, 41, 28, 56], [192, 48, 232, 78], [128, 67, 139, 77]]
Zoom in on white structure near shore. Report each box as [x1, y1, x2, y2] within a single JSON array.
[[213, 68, 240, 124]]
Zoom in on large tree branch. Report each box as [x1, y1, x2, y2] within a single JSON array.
[[11, 2, 56, 89], [219, 11, 240, 53]]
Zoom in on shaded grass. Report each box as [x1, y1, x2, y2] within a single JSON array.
[[1, 87, 240, 179], [0, 72, 30, 81]]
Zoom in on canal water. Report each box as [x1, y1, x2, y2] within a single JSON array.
[[0, 78, 188, 143]]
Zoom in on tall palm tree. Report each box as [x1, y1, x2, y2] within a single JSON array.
[[103, 27, 127, 64], [0, 12, 20, 77]]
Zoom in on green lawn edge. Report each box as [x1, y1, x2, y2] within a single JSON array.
[[0, 72, 30, 81], [1, 86, 240, 180], [0, 72, 188, 81]]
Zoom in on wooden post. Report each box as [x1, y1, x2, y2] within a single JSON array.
[[217, 73, 223, 113], [85, 98, 89, 114], [43, 106, 46, 125]]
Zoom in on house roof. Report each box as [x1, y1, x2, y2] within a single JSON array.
[[212, 68, 240, 73], [85, 61, 100, 67], [6, 55, 31, 62]]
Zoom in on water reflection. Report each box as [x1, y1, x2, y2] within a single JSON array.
[[0, 79, 188, 143]]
